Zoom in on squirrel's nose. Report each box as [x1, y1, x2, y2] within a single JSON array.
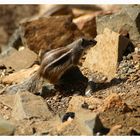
[[89, 39, 97, 45]]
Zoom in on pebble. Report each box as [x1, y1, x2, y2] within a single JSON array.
[[136, 81, 140, 86], [0, 118, 15, 135]]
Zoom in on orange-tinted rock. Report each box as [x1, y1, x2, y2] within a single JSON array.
[[83, 28, 130, 80], [20, 16, 83, 53]]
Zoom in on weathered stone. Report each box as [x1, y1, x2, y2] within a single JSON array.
[[12, 91, 53, 120], [107, 125, 122, 135], [33, 116, 61, 135], [20, 16, 83, 53], [83, 28, 130, 80], [0, 48, 38, 71], [96, 5, 140, 46], [66, 96, 108, 135], [73, 14, 97, 38], [0, 117, 15, 135], [99, 93, 132, 113], [0, 94, 15, 109], [2, 65, 39, 84], [15, 124, 34, 135], [56, 118, 91, 136], [129, 128, 140, 136]]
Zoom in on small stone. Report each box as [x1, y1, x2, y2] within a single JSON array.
[[88, 105, 96, 110], [62, 112, 75, 122], [129, 128, 140, 136], [85, 115, 110, 135], [136, 81, 140, 86], [81, 102, 89, 109], [126, 54, 132, 60], [135, 47, 140, 54], [15, 125, 34, 135], [0, 94, 15, 109], [107, 125, 122, 135], [0, 118, 15, 135]]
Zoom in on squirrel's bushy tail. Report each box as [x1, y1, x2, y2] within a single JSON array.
[[1, 72, 43, 95]]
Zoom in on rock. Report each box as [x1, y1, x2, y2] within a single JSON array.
[[129, 128, 140, 136], [67, 95, 102, 113], [85, 114, 110, 135], [96, 5, 140, 46], [0, 94, 15, 109], [56, 119, 84, 135], [0, 48, 38, 71], [66, 96, 108, 135], [83, 28, 130, 80], [62, 112, 75, 122], [33, 115, 61, 135], [99, 93, 132, 113], [15, 124, 34, 135], [12, 91, 53, 120], [132, 53, 140, 62], [2, 65, 39, 84], [107, 125, 122, 135], [73, 14, 97, 38], [0, 117, 15, 135], [20, 16, 83, 53]]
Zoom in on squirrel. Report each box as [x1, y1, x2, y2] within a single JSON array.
[[37, 38, 97, 85], [2, 38, 97, 94]]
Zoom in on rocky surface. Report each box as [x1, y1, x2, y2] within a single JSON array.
[[20, 16, 83, 53], [0, 4, 140, 136]]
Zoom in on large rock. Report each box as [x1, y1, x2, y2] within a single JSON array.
[[2, 64, 39, 84], [83, 28, 130, 80], [0, 118, 15, 135], [0, 48, 37, 71], [0, 5, 39, 48], [73, 14, 97, 38], [20, 16, 83, 53], [96, 5, 140, 46], [12, 91, 53, 120]]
